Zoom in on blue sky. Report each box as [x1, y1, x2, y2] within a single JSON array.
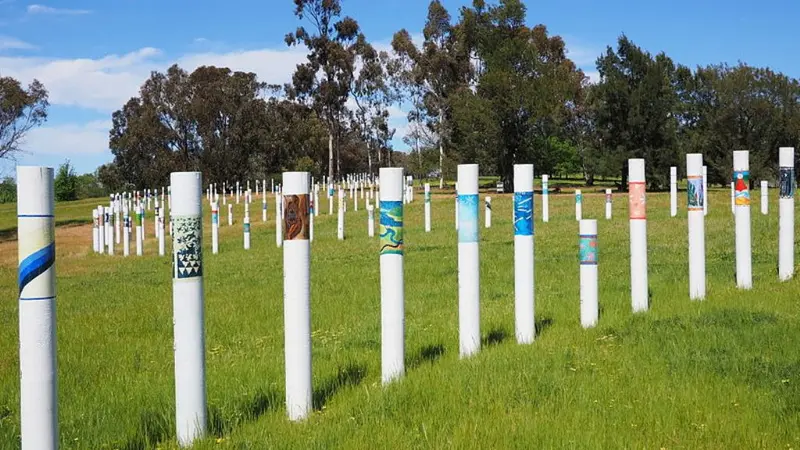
[[1, 0, 798, 175]]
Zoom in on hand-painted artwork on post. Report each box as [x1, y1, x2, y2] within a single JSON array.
[[211, 210, 218, 225], [605, 192, 612, 203], [425, 191, 431, 203], [628, 182, 646, 219], [173, 215, 203, 279], [576, 193, 582, 204], [579, 234, 598, 265], [734, 170, 750, 206], [485, 198, 492, 210], [283, 194, 309, 240], [514, 192, 533, 236], [687, 176, 704, 211], [379, 200, 403, 255], [779, 168, 795, 199], [458, 194, 479, 243]]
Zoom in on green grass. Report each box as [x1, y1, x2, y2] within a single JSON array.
[[1, 187, 799, 449]]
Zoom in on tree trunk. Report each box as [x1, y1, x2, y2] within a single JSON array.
[[367, 144, 372, 177], [415, 134, 421, 177], [328, 132, 334, 183]]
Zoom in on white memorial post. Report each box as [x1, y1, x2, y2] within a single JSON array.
[[760, 180, 768, 215], [687, 153, 706, 300], [457, 164, 480, 358], [575, 190, 582, 221], [628, 159, 648, 313], [733, 151, 752, 289], [514, 164, 535, 344], [605, 189, 612, 220], [211, 202, 219, 255], [484, 196, 492, 228], [779, 147, 795, 281], [579, 219, 598, 328], [424, 183, 431, 232], [158, 206, 165, 256], [17, 166, 58, 450], [542, 175, 549, 223], [703, 165, 708, 216], [379, 167, 405, 384]]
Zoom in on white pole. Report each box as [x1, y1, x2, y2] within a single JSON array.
[[123, 206, 130, 257], [236, 181, 240, 204], [136, 205, 143, 256], [92, 209, 99, 252], [158, 206, 165, 257], [628, 159, 648, 313], [354, 187, 358, 212], [337, 189, 345, 241], [328, 184, 334, 215], [282, 171, 312, 421], [211, 203, 219, 255], [687, 153, 706, 300], [514, 164, 535, 344], [730, 181, 735, 214], [97, 206, 104, 252], [227, 204, 233, 227], [276, 192, 283, 248], [243, 211, 251, 250], [605, 189, 612, 220], [424, 183, 431, 232], [314, 187, 320, 217], [454, 182, 459, 230], [170, 172, 207, 446], [760, 180, 768, 215], [542, 175, 549, 223], [733, 150, 752, 289], [779, 147, 795, 280], [484, 196, 492, 228], [579, 219, 598, 328], [262, 195, 267, 222], [368, 203, 375, 237], [17, 166, 58, 450], [106, 206, 114, 255], [379, 167, 405, 384], [670, 166, 677, 217], [703, 165, 708, 216], [457, 164, 480, 358], [309, 198, 314, 243], [115, 198, 121, 244], [575, 190, 582, 221]]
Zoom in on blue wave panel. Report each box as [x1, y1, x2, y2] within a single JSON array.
[[514, 192, 533, 236], [18, 242, 55, 294], [458, 194, 479, 243]]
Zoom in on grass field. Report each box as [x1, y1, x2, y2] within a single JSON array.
[[1, 184, 799, 449]]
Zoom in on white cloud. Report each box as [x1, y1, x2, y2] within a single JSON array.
[[584, 70, 600, 84], [0, 35, 36, 50], [27, 4, 91, 15], [23, 119, 110, 156]]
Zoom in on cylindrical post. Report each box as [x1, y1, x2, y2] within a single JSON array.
[[579, 219, 598, 328], [92, 209, 99, 252], [115, 198, 121, 244], [262, 196, 267, 222], [171, 172, 207, 446], [628, 159, 648, 313], [779, 147, 795, 281], [379, 167, 405, 384], [227, 204, 233, 227], [158, 206, 165, 256], [123, 206, 130, 257], [542, 175, 549, 223], [514, 164, 535, 344], [605, 189, 612, 220], [328, 184, 334, 215], [457, 164, 480, 358], [337, 189, 345, 240], [276, 192, 283, 248], [703, 165, 708, 216], [760, 180, 768, 215], [484, 196, 492, 228], [283, 172, 312, 421], [733, 151, 752, 289], [670, 166, 677, 217], [243, 211, 251, 250], [687, 153, 706, 300], [211, 203, 219, 254], [314, 187, 320, 218], [105, 206, 113, 255], [424, 183, 431, 232], [730, 181, 735, 214], [136, 204, 143, 256], [368, 203, 375, 237], [575, 190, 582, 221], [454, 182, 459, 230], [17, 166, 58, 450]]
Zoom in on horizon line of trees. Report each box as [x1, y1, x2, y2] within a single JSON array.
[[2, 0, 799, 195]]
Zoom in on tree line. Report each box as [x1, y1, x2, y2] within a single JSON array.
[[2, 0, 799, 195]]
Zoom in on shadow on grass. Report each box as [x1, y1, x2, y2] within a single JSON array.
[[535, 317, 554, 336], [313, 363, 367, 410], [482, 327, 508, 347], [209, 387, 282, 437], [407, 343, 445, 371]]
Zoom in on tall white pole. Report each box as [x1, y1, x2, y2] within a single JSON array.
[[730, 181, 735, 214], [170, 172, 207, 446], [211, 203, 219, 255], [17, 166, 58, 450], [379, 167, 405, 384], [98, 206, 105, 251], [779, 147, 795, 281], [605, 189, 612, 220], [115, 197, 121, 244], [542, 175, 549, 223], [579, 219, 598, 328], [733, 150, 752, 289], [106, 206, 114, 255], [575, 190, 582, 221], [703, 165, 708, 216], [670, 166, 677, 217], [687, 153, 706, 300], [136, 204, 143, 256], [328, 184, 334, 215], [243, 203, 251, 250], [514, 164, 534, 344], [262, 195, 267, 222], [457, 164, 480, 358], [424, 183, 431, 232], [337, 189, 345, 240], [454, 182, 459, 230], [282, 171, 312, 421], [628, 159, 648, 313], [92, 209, 99, 252], [484, 196, 492, 228], [760, 180, 768, 215], [276, 192, 283, 248], [368, 203, 375, 237], [158, 206, 165, 257], [227, 204, 233, 227], [314, 187, 320, 217], [123, 206, 130, 257]]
